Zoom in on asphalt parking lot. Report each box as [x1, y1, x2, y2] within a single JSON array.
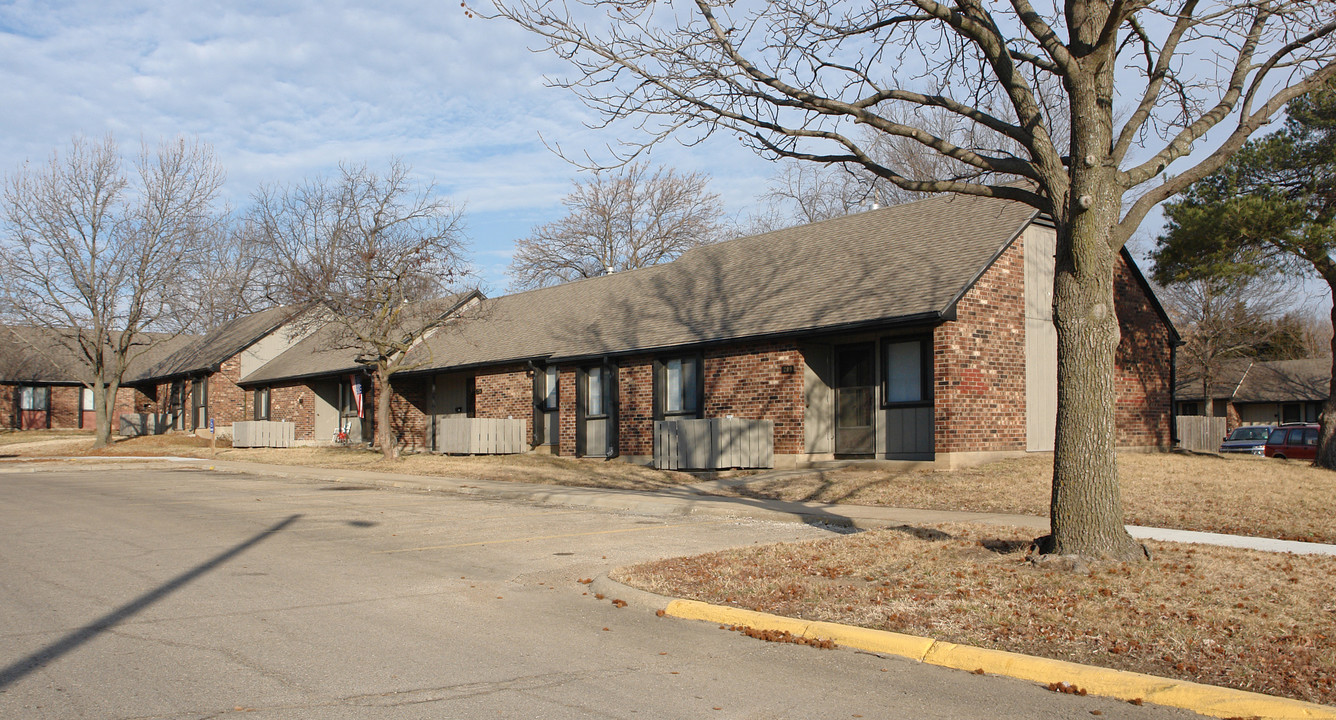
[[0, 465, 1205, 719]]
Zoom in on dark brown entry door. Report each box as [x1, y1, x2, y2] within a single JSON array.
[[835, 344, 875, 455]]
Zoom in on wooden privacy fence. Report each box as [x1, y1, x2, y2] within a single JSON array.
[[232, 420, 295, 448], [654, 418, 774, 470], [436, 417, 527, 455], [1175, 415, 1228, 452], [119, 413, 170, 437]]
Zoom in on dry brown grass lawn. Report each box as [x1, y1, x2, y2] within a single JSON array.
[[711, 452, 1336, 544], [75, 434, 700, 491], [615, 522, 1336, 706], [0, 429, 94, 449]]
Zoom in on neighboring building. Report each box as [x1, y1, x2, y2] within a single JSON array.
[[236, 292, 486, 448], [1175, 357, 1329, 428], [137, 307, 313, 434], [0, 326, 193, 430]]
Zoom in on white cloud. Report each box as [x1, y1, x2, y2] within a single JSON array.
[[0, 0, 779, 291]]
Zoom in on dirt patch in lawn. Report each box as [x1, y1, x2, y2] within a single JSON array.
[[709, 452, 1336, 544], [73, 435, 699, 491], [616, 523, 1336, 706]]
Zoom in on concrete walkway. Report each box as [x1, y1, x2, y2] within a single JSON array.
[[158, 457, 1336, 557]]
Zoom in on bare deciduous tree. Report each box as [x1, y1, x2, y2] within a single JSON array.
[[1157, 275, 1287, 417], [487, 0, 1336, 559], [253, 160, 473, 460], [1, 135, 225, 447], [508, 163, 725, 290], [752, 106, 1047, 232], [163, 220, 276, 333]]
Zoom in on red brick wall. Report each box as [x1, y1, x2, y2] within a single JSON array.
[[264, 382, 317, 440], [702, 343, 805, 455], [474, 365, 531, 422], [389, 376, 431, 452], [50, 386, 80, 428], [1113, 255, 1173, 448], [934, 233, 1028, 454], [558, 368, 577, 456], [115, 387, 139, 421], [143, 380, 183, 418], [143, 381, 168, 414], [609, 343, 806, 457], [2, 383, 13, 428], [618, 359, 654, 456], [2, 383, 137, 430], [931, 237, 1173, 456], [208, 357, 247, 427], [130, 386, 155, 414]]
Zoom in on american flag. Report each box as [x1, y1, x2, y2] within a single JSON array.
[[350, 375, 364, 418]]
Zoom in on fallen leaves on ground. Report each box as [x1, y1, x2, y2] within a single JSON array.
[[725, 624, 837, 649], [615, 522, 1336, 706]]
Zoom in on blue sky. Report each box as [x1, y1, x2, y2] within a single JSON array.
[[0, 0, 777, 294], [2, 1, 1328, 314]]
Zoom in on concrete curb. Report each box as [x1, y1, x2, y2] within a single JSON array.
[[588, 575, 670, 610], [660, 598, 1336, 720]]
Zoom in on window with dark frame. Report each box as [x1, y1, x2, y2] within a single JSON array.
[[544, 366, 559, 411], [585, 366, 606, 419], [254, 387, 271, 421], [191, 376, 208, 430], [881, 336, 932, 407], [19, 386, 49, 411], [655, 355, 702, 420]]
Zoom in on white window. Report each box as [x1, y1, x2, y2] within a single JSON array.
[[254, 388, 271, 421], [81, 387, 94, 412], [883, 338, 930, 406], [544, 366, 559, 410], [19, 386, 48, 411], [662, 357, 699, 416], [586, 366, 604, 417]]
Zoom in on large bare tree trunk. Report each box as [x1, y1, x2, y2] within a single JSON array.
[[1046, 223, 1143, 560], [374, 369, 398, 461], [1043, 70, 1143, 560], [93, 382, 115, 448]]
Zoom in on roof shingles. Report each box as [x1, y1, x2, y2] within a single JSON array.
[[396, 193, 1036, 374]]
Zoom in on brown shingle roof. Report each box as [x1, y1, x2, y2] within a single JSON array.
[[0, 325, 198, 384], [238, 321, 367, 384], [397, 192, 1038, 372], [1233, 358, 1330, 403], [1173, 357, 1253, 401], [1174, 356, 1330, 403], [143, 306, 297, 380], [240, 293, 484, 385]]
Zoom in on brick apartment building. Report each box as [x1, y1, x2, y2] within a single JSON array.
[[238, 192, 1177, 468], [5, 193, 1178, 469]]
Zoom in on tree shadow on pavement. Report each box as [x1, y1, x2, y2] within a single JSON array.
[[0, 514, 302, 690]]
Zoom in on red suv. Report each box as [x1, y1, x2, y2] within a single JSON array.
[[1264, 423, 1319, 460]]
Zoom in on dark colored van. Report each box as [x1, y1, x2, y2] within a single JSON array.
[[1264, 423, 1319, 460]]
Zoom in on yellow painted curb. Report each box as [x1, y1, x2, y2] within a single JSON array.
[[663, 599, 1336, 720]]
